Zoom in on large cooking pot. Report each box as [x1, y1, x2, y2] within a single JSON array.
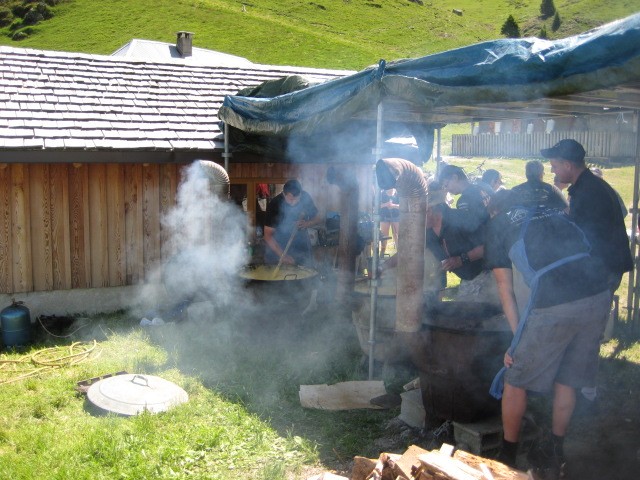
[[403, 301, 512, 425], [239, 264, 318, 308]]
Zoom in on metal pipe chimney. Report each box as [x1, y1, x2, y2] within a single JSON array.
[[197, 160, 230, 199], [176, 31, 194, 57], [375, 158, 427, 333]]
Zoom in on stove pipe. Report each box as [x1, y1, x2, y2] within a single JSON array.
[[197, 160, 230, 199], [375, 158, 427, 333]]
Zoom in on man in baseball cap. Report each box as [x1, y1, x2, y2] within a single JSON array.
[[542, 136, 631, 294], [540, 138, 586, 164]]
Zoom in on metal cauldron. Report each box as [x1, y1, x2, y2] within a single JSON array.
[[86, 374, 188, 417], [239, 264, 318, 308]]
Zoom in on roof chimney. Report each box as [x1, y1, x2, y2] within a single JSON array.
[[176, 31, 194, 57]]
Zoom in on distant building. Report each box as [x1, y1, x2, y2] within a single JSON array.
[[454, 114, 637, 160]]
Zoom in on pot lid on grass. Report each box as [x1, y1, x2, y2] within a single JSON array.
[[86, 374, 188, 416]]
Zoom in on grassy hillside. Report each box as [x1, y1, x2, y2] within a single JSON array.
[[0, 0, 638, 69]]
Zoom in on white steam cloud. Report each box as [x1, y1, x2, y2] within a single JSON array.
[[158, 161, 249, 316]]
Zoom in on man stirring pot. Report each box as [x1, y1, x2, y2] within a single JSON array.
[[263, 179, 322, 267]]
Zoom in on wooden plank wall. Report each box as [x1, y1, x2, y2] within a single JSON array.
[[452, 132, 637, 159], [0, 161, 375, 295], [0, 162, 185, 294]]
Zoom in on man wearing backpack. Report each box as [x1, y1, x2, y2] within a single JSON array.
[[485, 188, 611, 480]]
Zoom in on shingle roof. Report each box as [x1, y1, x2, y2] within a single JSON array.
[[0, 45, 351, 154]]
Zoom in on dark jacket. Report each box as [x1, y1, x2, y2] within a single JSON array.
[[568, 168, 633, 280], [511, 179, 568, 210]]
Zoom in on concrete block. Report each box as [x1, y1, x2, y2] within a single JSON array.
[[399, 388, 425, 429], [0, 284, 166, 320], [453, 416, 503, 455]]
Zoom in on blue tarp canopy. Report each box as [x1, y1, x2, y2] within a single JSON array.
[[219, 13, 640, 163]]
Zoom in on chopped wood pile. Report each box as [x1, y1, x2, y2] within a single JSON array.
[[307, 443, 529, 480]]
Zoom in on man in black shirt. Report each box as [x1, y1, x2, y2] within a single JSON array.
[[543, 139, 632, 292], [511, 160, 568, 211], [543, 139, 633, 420], [485, 189, 610, 479], [426, 190, 485, 280], [481, 168, 505, 192], [438, 164, 492, 234]]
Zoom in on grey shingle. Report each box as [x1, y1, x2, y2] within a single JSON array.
[[0, 127, 34, 137], [2, 138, 25, 148], [63, 138, 92, 148], [34, 128, 71, 138], [68, 129, 104, 138], [44, 138, 66, 148], [23, 138, 45, 148], [151, 140, 173, 149]]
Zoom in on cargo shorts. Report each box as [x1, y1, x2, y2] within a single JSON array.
[[504, 289, 611, 393]]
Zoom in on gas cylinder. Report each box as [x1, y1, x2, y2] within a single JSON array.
[[1, 300, 32, 348]]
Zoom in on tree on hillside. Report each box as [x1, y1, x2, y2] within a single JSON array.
[[540, 25, 548, 39], [540, 0, 556, 18], [0, 7, 12, 28], [552, 12, 562, 31], [501, 15, 521, 38]]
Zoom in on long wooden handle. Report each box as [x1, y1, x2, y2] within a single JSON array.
[[272, 225, 299, 278]]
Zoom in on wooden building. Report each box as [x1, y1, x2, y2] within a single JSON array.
[[0, 45, 374, 312]]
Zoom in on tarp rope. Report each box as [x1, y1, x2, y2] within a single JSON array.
[[0, 340, 100, 385]]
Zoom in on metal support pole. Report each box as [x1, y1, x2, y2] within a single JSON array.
[[368, 102, 384, 380], [436, 126, 443, 177], [222, 122, 232, 172], [628, 111, 640, 334]]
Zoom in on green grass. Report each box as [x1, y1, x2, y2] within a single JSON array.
[[1, 281, 638, 479], [0, 1, 638, 69], [0, 308, 410, 479], [0, 326, 303, 480]]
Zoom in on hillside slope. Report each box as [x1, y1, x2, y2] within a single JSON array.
[[0, 0, 638, 69]]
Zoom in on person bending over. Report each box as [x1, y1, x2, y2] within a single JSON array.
[[485, 189, 610, 479]]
